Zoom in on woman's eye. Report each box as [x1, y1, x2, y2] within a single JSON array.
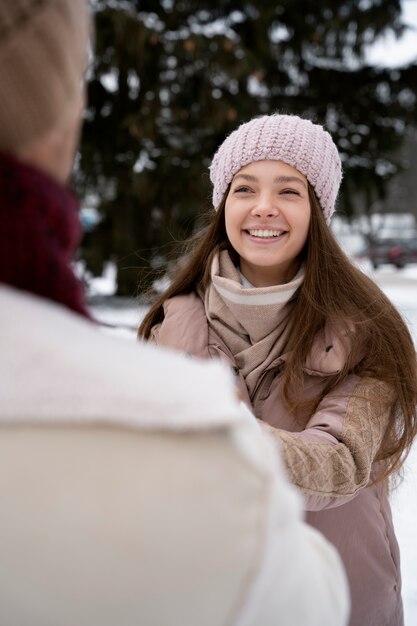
[[234, 186, 252, 193], [281, 188, 300, 196]]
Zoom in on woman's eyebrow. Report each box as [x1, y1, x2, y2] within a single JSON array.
[[232, 173, 307, 189], [274, 175, 307, 188], [232, 173, 258, 182]]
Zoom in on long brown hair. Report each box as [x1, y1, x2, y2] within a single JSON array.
[[139, 185, 417, 479]]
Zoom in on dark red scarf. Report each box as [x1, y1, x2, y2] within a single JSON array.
[[0, 152, 91, 319]]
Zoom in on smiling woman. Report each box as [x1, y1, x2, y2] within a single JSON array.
[[138, 113, 417, 626], [225, 160, 311, 286]]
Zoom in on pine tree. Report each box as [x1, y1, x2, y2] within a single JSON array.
[[77, 0, 417, 295]]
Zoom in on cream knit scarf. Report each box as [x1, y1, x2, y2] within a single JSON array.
[[204, 250, 304, 398]]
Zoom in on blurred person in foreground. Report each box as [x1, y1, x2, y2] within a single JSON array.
[[0, 0, 348, 626], [0, 1, 349, 625]]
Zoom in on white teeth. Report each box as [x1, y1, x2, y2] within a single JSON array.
[[247, 229, 283, 238]]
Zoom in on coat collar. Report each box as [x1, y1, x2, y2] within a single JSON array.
[[163, 294, 351, 378], [0, 286, 244, 431]]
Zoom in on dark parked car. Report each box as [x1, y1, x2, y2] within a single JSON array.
[[364, 238, 417, 269]]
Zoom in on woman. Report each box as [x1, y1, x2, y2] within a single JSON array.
[[139, 113, 417, 626]]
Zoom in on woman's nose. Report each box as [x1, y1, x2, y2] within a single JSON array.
[[251, 194, 279, 217]]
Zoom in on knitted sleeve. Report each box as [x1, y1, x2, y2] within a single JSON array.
[[260, 377, 394, 511]]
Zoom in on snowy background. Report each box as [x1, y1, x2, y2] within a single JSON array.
[[378, 266, 417, 626], [89, 262, 417, 625]]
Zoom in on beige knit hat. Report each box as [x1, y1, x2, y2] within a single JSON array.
[[0, 0, 91, 153]]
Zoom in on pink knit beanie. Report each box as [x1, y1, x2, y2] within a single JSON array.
[[209, 114, 342, 224]]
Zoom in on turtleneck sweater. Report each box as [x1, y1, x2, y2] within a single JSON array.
[[0, 152, 90, 319]]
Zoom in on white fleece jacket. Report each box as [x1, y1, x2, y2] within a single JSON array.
[[0, 285, 349, 626]]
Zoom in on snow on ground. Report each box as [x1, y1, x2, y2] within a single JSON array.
[[89, 264, 417, 625], [372, 265, 417, 626], [88, 296, 146, 340], [392, 443, 417, 624]]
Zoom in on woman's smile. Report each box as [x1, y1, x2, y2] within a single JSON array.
[[244, 228, 289, 242]]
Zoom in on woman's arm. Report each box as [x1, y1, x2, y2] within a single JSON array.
[[260, 376, 394, 511]]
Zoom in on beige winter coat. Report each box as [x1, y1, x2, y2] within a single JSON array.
[[151, 292, 404, 626], [0, 285, 349, 626]]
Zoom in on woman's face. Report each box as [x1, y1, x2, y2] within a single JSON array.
[[224, 160, 311, 286]]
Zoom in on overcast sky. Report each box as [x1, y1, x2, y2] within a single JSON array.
[[367, 0, 417, 67]]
